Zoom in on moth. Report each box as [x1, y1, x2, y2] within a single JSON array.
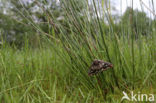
[[88, 59, 113, 76]]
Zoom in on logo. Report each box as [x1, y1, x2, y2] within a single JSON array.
[[121, 91, 155, 102]]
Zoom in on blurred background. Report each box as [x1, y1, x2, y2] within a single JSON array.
[[0, 0, 155, 47]]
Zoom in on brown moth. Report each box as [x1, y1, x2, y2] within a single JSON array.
[[88, 59, 113, 76]]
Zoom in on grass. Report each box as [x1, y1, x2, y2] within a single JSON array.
[[0, 0, 156, 102], [0, 34, 155, 102]]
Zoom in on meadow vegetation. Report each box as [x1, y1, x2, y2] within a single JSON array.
[[0, 0, 156, 102]]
